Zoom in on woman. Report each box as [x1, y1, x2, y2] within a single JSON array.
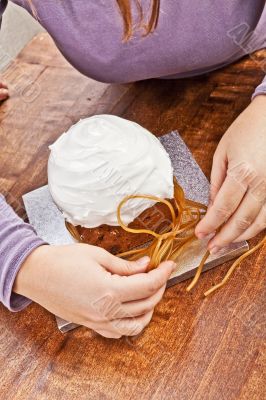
[[0, 0, 265, 338]]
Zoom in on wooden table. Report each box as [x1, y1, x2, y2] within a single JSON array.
[[0, 33, 265, 400]]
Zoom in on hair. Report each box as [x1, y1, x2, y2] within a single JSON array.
[[27, 1, 160, 42], [117, 0, 160, 41]]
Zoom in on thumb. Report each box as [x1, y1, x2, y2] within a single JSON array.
[[195, 144, 227, 238], [209, 146, 227, 207], [0, 80, 8, 88], [101, 252, 151, 276], [0, 88, 9, 101]]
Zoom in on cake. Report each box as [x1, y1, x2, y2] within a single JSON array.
[[48, 114, 175, 254]]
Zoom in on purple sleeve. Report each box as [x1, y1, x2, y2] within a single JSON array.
[[0, 1, 47, 312], [0, 194, 47, 312], [252, 76, 266, 100]]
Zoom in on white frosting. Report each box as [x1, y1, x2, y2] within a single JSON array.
[[48, 114, 174, 228]]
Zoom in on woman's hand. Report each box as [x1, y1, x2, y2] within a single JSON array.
[[195, 95, 266, 254], [0, 80, 8, 101], [14, 244, 175, 338]]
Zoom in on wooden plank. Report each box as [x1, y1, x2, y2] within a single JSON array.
[[16, 34, 72, 69]]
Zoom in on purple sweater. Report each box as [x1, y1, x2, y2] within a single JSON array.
[[0, 0, 266, 311]]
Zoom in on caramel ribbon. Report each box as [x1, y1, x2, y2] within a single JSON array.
[[66, 177, 265, 296], [116, 177, 266, 296], [117, 177, 208, 273]]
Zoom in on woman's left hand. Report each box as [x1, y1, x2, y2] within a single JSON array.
[[195, 95, 266, 254]]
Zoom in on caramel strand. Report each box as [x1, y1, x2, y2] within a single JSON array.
[[186, 250, 210, 292], [116, 177, 206, 271], [65, 221, 83, 242], [116, 177, 266, 295], [204, 236, 266, 296], [66, 176, 265, 296]]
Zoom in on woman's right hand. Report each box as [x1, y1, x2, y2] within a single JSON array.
[[13, 244, 176, 338], [0, 81, 8, 101]]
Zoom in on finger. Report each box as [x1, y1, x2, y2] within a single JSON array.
[[0, 82, 8, 89], [208, 190, 263, 251], [233, 204, 266, 242], [107, 285, 166, 319], [92, 310, 154, 337], [96, 248, 150, 275], [94, 329, 122, 339], [0, 88, 9, 101], [195, 174, 247, 237], [195, 149, 227, 239], [209, 148, 227, 206], [108, 310, 154, 337], [112, 260, 175, 302]]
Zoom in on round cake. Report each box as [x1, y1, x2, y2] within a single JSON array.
[[48, 114, 175, 253]]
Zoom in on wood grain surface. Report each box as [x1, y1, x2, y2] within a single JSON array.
[[0, 33, 265, 400]]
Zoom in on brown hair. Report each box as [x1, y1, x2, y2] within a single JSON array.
[[117, 0, 160, 41], [27, 1, 160, 42]]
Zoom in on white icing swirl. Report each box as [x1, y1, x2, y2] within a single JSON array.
[[48, 114, 174, 228]]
